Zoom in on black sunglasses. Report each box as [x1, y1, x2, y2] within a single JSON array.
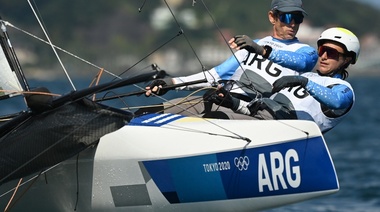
[[278, 13, 304, 24], [318, 46, 345, 60]]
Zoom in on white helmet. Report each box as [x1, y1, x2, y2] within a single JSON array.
[[317, 27, 360, 64]]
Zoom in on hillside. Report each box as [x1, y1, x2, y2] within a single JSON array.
[[0, 0, 378, 79]]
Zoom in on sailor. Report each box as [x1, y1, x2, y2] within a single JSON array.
[[213, 27, 360, 133], [143, 0, 317, 118]]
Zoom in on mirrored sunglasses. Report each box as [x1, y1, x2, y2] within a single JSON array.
[[318, 46, 345, 60], [278, 13, 304, 24]]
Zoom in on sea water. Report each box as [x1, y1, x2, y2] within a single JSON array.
[[269, 76, 380, 212], [1, 76, 379, 211]]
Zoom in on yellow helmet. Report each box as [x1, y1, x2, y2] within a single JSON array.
[[318, 27, 360, 64]]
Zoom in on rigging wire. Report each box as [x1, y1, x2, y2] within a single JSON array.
[[114, 1, 305, 141], [137, 0, 261, 119], [134, 1, 310, 140], [117, 0, 207, 80], [0, 164, 59, 198], [116, 31, 182, 80], [74, 154, 80, 211], [3, 171, 43, 211], [4, 21, 121, 79], [14, 0, 308, 139], [158, 124, 251, 143], [0, 2, 313, 185], [0, 4, 315, 209], [27, 0, 76, 90], [0, 4, 314, 203], [125, 1, 212, 113], [124, 85, 254, 142], [198, 0, 259, 96], [121, 1, 256, 141], [163, 0, 206, 73], [0, 111, 102, 184], [138, 0, 148, 12]]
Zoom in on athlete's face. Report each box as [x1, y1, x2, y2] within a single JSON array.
[[317, 42, 350, 75], [269, 11, 301, 40]]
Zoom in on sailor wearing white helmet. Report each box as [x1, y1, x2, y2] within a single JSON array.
[[268, 27, 360, 132]]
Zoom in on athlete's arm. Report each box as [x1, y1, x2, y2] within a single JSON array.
[[268, 46, 318, 73], [172, 50, 247, 88], [305, 80, 354, 109]]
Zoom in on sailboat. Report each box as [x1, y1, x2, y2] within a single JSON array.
[[0, 2, 339, 211]]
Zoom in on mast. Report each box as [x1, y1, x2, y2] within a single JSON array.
[[0, 17, 29, 100]]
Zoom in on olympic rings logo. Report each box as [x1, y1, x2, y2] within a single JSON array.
[[234, 156, 250, 171]]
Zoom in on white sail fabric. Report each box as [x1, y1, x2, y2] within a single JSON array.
[[0, 45, 23, 98]]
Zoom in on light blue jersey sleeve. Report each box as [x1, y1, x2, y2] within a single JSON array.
[[305, 80, 354, 109], [213, 55, 240, 80], [213, 39, 318, 80], [268, 46, 318, 73]]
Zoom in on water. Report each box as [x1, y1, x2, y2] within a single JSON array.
[[1, 76, 379, 211], [269, 76, 380, 212]]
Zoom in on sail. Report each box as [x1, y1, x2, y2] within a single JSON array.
[[0, 20, 27, 100], [0, 45, 23, 98]]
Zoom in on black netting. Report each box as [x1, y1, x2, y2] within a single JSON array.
[[0, 99, 132, 184]]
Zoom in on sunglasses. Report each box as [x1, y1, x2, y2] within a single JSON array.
[[278, 13, 304, 24], [318, 46, 345, 60]]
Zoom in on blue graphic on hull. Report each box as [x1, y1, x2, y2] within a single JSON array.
[[129, 113, 185, 127], [142, 136, 338, 203]]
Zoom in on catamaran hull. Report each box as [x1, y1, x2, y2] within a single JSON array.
[[0, 114, 339, 211]]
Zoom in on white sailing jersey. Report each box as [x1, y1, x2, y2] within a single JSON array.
[[272, 72, 355, 133], [173, 36, 317, 99]]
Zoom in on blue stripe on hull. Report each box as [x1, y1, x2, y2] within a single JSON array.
[[129, 113, 184, 126], [143, 136, 337, 203]]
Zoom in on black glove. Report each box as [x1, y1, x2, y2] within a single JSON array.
[[234, 35, 264, 55], [272, 76, 308, 93], [207, 87, 240, 111], [152, 70, 168, 79], [146, 78, 173, 96]]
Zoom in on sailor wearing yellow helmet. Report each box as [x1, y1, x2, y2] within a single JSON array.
[[269, 27, 360, 133]]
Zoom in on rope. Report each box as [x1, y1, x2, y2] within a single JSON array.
[[0, 90, 61, 97], [3, 178, 22, 212], [90, 68, 105, 101], [3, 171, 43, 211]]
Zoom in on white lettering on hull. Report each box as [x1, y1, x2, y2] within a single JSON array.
[[203, 161, 231, 172], [258, 149, 301, 192]]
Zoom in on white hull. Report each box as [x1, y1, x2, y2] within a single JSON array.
[[0, 114, 339, 211]]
